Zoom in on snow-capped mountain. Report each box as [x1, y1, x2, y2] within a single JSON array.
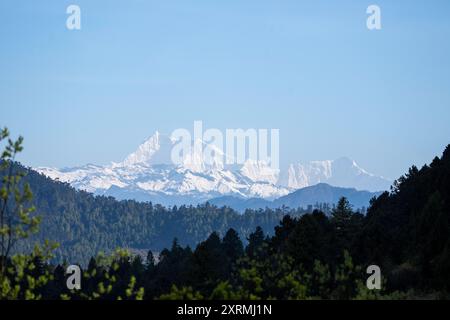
[[36, 132, 392, 206], [279, 157, 392, 192]]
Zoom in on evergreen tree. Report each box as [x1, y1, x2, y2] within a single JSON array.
[[246, 227, 266, 259], [222, 229, 244, 263]]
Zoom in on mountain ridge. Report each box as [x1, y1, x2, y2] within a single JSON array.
[[36, 132, 392, 206], [208, 183, 381, 212]]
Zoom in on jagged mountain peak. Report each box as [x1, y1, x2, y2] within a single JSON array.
[[121, 131, 173, 167], [240, 159, 279, 184], [35, 133, 393, 206], [279, 157, 391, 192]]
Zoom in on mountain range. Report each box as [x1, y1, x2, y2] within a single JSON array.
[[36, 132, 392, 208]]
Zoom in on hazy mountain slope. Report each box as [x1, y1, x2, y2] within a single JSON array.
[[209, 183, 381, 212], [273, 183, 381, 209], [10, 164, 305, 264]]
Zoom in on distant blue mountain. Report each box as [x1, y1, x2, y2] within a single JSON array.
[[208, 183, 382, 212]]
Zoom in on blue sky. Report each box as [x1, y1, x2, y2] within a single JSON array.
[[1, 0, 449, 179]]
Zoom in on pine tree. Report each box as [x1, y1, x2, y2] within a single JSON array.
[[222, 229, 244, 262], [246, 227, 265, 259]]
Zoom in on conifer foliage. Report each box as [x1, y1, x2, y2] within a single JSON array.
[[1, 128, 450, 300]]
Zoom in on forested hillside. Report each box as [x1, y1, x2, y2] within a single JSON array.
[[5, 144, 450, 300], [13, 144, 450, 290], [2, 126, 450, 299], [356, 144, 450, 290], [14, 166, 306, 263]]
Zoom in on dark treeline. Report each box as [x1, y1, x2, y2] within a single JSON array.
[[13, 165, 307, 264], [1, 126, 450, 299], [17, 165, 368, 265], [2, 144, 450, 300]]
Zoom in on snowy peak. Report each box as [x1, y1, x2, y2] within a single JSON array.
[[282, 158, 391, 192], [121, 132, 229, 173], [121, 132, 174, 167], [240, 159, 279, 184], [332, 157, 366, 175], [281, 160, 332, 189], [179, 138, 227, 173], [35, 133, 393, 206]]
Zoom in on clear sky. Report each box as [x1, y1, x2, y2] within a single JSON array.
[[1, 0, 449, 179]]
